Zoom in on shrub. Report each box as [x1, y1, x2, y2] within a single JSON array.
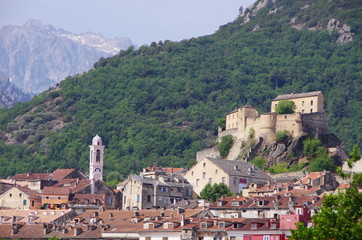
[[251, 157, 267, 170], [275, 130, 291, 143], [303, 137, 322, 157], [248, 127, 255, 139], [275, 100, 296, 114], [217, 135, 234, 158]]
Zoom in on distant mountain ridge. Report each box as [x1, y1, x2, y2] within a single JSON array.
[[0, 73, 32, 108], [0, 20, 133, 95]]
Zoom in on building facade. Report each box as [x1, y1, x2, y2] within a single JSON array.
[[184, 158, 271, 195]]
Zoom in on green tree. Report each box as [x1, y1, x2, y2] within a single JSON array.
[[275, 100, 296, 114], [199, 183, 233, 202], [217, 118, 226, 130], [217, 135, 234, 158]]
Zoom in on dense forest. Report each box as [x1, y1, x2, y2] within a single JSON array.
[[0, 0, 361, 178]]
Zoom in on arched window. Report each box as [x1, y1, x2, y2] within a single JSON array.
[[96, 150, 101, 162]]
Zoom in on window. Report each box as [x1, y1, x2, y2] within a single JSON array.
[[215, 169, 218, 174], [136, 194, 140, 202], [146, 195, 151, 202], [163, 237, 169, 240], [296, 208, 302, 215], [177, 187, 182, 193], [311, 100, 313, 106], [31, 201, 35, 207], [191, 171, 194, 176], [23, 200, 27, 205], [96, 150, 101, 162], [251, 223, 258, 229], [145, 237, 151, 240], [19, 193, 22, 197], [9, 194, 12, 197], [233, 177, 237, 185], [209, 178, 212, 184], [196, 179, 199, 187], [218, 222, 225, 229], [310, 109, 313, 113], [263, 236, 270, 240], [202, 172, 206, 179], [222, 177, 226, 184], [58, 197, 61, 200], [302, 110, 304, 113], [302, 101, 304, 106], [203, 163, 206, 167]]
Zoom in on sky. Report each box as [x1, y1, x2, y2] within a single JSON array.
[[0, 0, 256, 46]]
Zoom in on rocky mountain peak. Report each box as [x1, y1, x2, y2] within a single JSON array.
[[0, 20, 134, 97]]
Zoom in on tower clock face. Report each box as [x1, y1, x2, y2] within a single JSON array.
[[95, 168, 101, 172]]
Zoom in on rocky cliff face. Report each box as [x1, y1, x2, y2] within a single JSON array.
[[0, 73, 32, 108], [0, 20, 133, 95]]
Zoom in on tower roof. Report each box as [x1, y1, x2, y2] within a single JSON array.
[[92, 134, 102, 145]]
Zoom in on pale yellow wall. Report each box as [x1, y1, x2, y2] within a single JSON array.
[[271, 94, 324, 114], [225, 110, 240, 130], [275, 113, 303, 137], [122, 179, 142, 210], [0, 188, 31, 210], [184, 158, 229, 195]]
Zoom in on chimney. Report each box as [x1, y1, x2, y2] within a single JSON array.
[[62, 227, 67, 234], [87, 224, 95, 231], [93, 211, 99, 217], [170, 213, 173, 218], [74, 227, 82, 236], [180, 214, 185, 226], [109, 212, 114, 218], [11, 224, 19, 235], [134, 210, 140, 217], [91, 179, 95, 194], [160, 211, 165, 217], [177, 207, 185, 214], [43, 224, 50, 234]]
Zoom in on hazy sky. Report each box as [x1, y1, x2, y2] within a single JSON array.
[[0, 0, 256, 46]]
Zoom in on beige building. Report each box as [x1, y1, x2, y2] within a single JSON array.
[[0, 186, 41, 210], [271, 91, 324, 114], [221, 91, 328, 142], [184, 157, 271, 195], [120, 168, 193, 210]]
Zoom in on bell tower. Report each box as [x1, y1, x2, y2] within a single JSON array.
[[89, 134, 105, 181]]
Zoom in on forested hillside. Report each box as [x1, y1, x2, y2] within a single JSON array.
[[0, 0, 361, 178]]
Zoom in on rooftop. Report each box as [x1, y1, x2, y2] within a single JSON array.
[[272, 91, 322, 101]]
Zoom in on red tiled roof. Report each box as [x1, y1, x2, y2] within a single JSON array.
[[295, 172, 328, 185], [50, 169, 76, 181], [12, 173, 50, 181], [16, 186, 40, 198], [42, 186, 70, 195]]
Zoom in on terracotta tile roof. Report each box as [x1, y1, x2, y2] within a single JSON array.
[[16, 186, 40, 198], [272, 91, 322, 101], [0, 209, 74, 224], [70, 179, 91, 193], [295, 172, 327, 185], [42, 186, 70, 195], [50, 169, 76, 181], [12, 173, 50, 181]]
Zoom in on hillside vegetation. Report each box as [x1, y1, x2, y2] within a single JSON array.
[[0, 0, 361, 178]]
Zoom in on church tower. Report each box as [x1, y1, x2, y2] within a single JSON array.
[[89, 134, 105, 181]]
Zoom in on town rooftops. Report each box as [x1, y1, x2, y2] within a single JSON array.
[[272, 91, 322, 101], [206, 158, 272, 181]]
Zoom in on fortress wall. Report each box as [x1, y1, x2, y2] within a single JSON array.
[[275, 113, 303, 137], [196, 145, 220, 162], [301, 112, 328, 138]]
